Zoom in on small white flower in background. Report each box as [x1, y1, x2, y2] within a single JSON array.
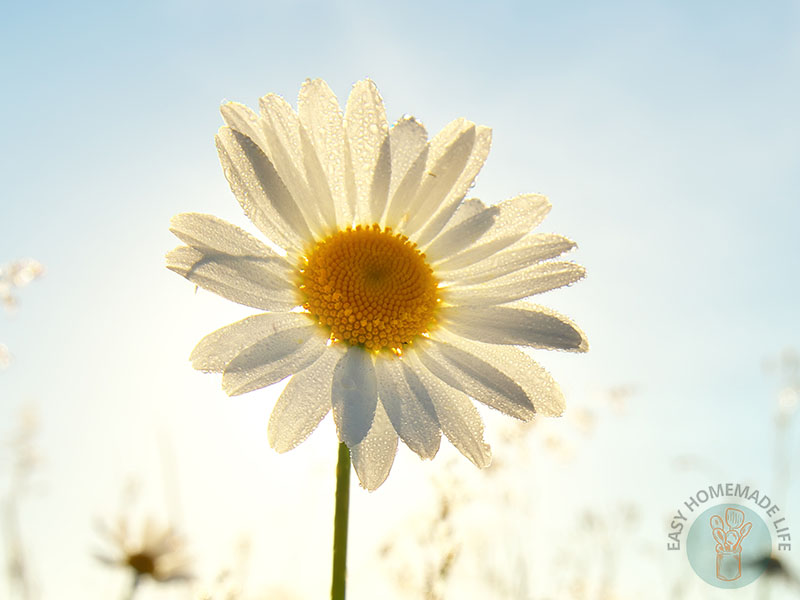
[[95, 516, 192, 583], [167, 79, 587, 490], [0, 343, 10, 369], [0, 258, 44, 312]]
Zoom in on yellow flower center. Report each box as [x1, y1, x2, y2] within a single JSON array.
[[299, 224, 439, 352]]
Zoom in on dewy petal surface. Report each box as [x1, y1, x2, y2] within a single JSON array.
[[412, 126, 493, 247], [431, 198, 487, 238], [216, 127, 313, 249], [423, 202, 498, 263], [444, 261, 586, 306], [405, 352, 492, 468], [431, 194, 552, 269], [297, 78, 352, 227], [375, 356, 441, 460], [331, 345, 378, 447], [222, 322, 327, 396], [350, 399, 398, 491], [438, 233, 576, 284], [387, 117, 428, 203], [190, 313, 314, 373], [165, 245, 297, 311], [268, 346, 345, 453], [220, 101, 271, 154], [438, 331, 567, 417], [344, 80, 389, 224], [438, 302, 589, 351], [415, 338, 536, 420], [383, 143, 428, 230], [402, 123, 476, 237], [258, 94, 330, 237], [170, 213, 288, 258]]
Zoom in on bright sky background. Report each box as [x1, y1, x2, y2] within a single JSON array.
[[2, 1, 799, 598]]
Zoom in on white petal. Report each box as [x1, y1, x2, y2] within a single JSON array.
[[432, 194, 552, 269], [216, 127, 312, 248], [411, 126, 492, 247], [431, 198, 486, 237], [169, 213, 280, 256], [386, 120, 468, 231], [405, 352, 491, 468], [221, 324, 327, 396], [165, 245, 297, 311], [387, 117, 428, 202], [443, 261, 586, 306], [220, 102, 270, 155], [350, 399, 398, 491], [268, 345, 345, 453], [438, 233, 576, 283], [331, 345, 378, 447], [190, 312, 314, 373], [437, 332, 566, 416], [368, 134, 392, 224], [383, 144, 428, 230], [423, 202, 498, 263], [375, 356, 441, 459], [298, 125, 338, 232], [438, 302, 588, 351], [258, 94, 328, 237], [297, 79, 352, 227], [414, 338, 535, 420], [402, 123, 476, 237], [344, 80, 389, 224]]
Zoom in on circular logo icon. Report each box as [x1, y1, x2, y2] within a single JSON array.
[[686, 503, 772, 588]]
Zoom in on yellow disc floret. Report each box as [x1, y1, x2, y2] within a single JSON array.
[[299, 224, 439, 352]]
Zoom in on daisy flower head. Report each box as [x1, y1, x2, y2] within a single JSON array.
[[95, 516, 192, 584], [168, 79, 587, 490]]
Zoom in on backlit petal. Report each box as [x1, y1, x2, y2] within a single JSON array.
[[432, 194, 551, 269], [375, 356, 441, 459], [438, 233, 576, 284], [444, 261, 586, 306], [165, 245, 297, 311], [297, 79, 352, 227], [415, 338, 535, 420], [268, 346, 344, 452], [216, 127, 312, 248], [437, 332, 566, 416], [438, 302, 588, 351], [411, 126, 492, 246], [351, 399, 398, 491], [344, 80, 389, 224], [190, 312, 313, 373], [331, 345, 378, 447], [405, 352, 491, 468], [221, 325, 327, 396]]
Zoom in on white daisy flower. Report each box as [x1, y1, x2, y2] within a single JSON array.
[[167, 79, 587, 491], [95, 516, 192, 584]]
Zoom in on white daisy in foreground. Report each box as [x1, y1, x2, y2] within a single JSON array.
[[168, 79, 587, 491]]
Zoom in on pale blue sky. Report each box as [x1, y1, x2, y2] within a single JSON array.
[[2, 1, 799, 598]]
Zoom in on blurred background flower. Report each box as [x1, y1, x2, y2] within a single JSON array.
[[94, 515, 192, 592], [0, 259, 44, 313]]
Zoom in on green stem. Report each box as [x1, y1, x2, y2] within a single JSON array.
[[124, 572, 141, 600], [331, 442, 351, 600]]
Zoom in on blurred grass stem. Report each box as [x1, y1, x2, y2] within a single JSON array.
[[124, 573, 141, 600], [331, 442, 351, 600]]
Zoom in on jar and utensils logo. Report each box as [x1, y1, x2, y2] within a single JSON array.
[[667, 484, 792, 588]]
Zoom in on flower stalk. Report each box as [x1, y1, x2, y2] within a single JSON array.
[[331, 441, 351, 600]]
